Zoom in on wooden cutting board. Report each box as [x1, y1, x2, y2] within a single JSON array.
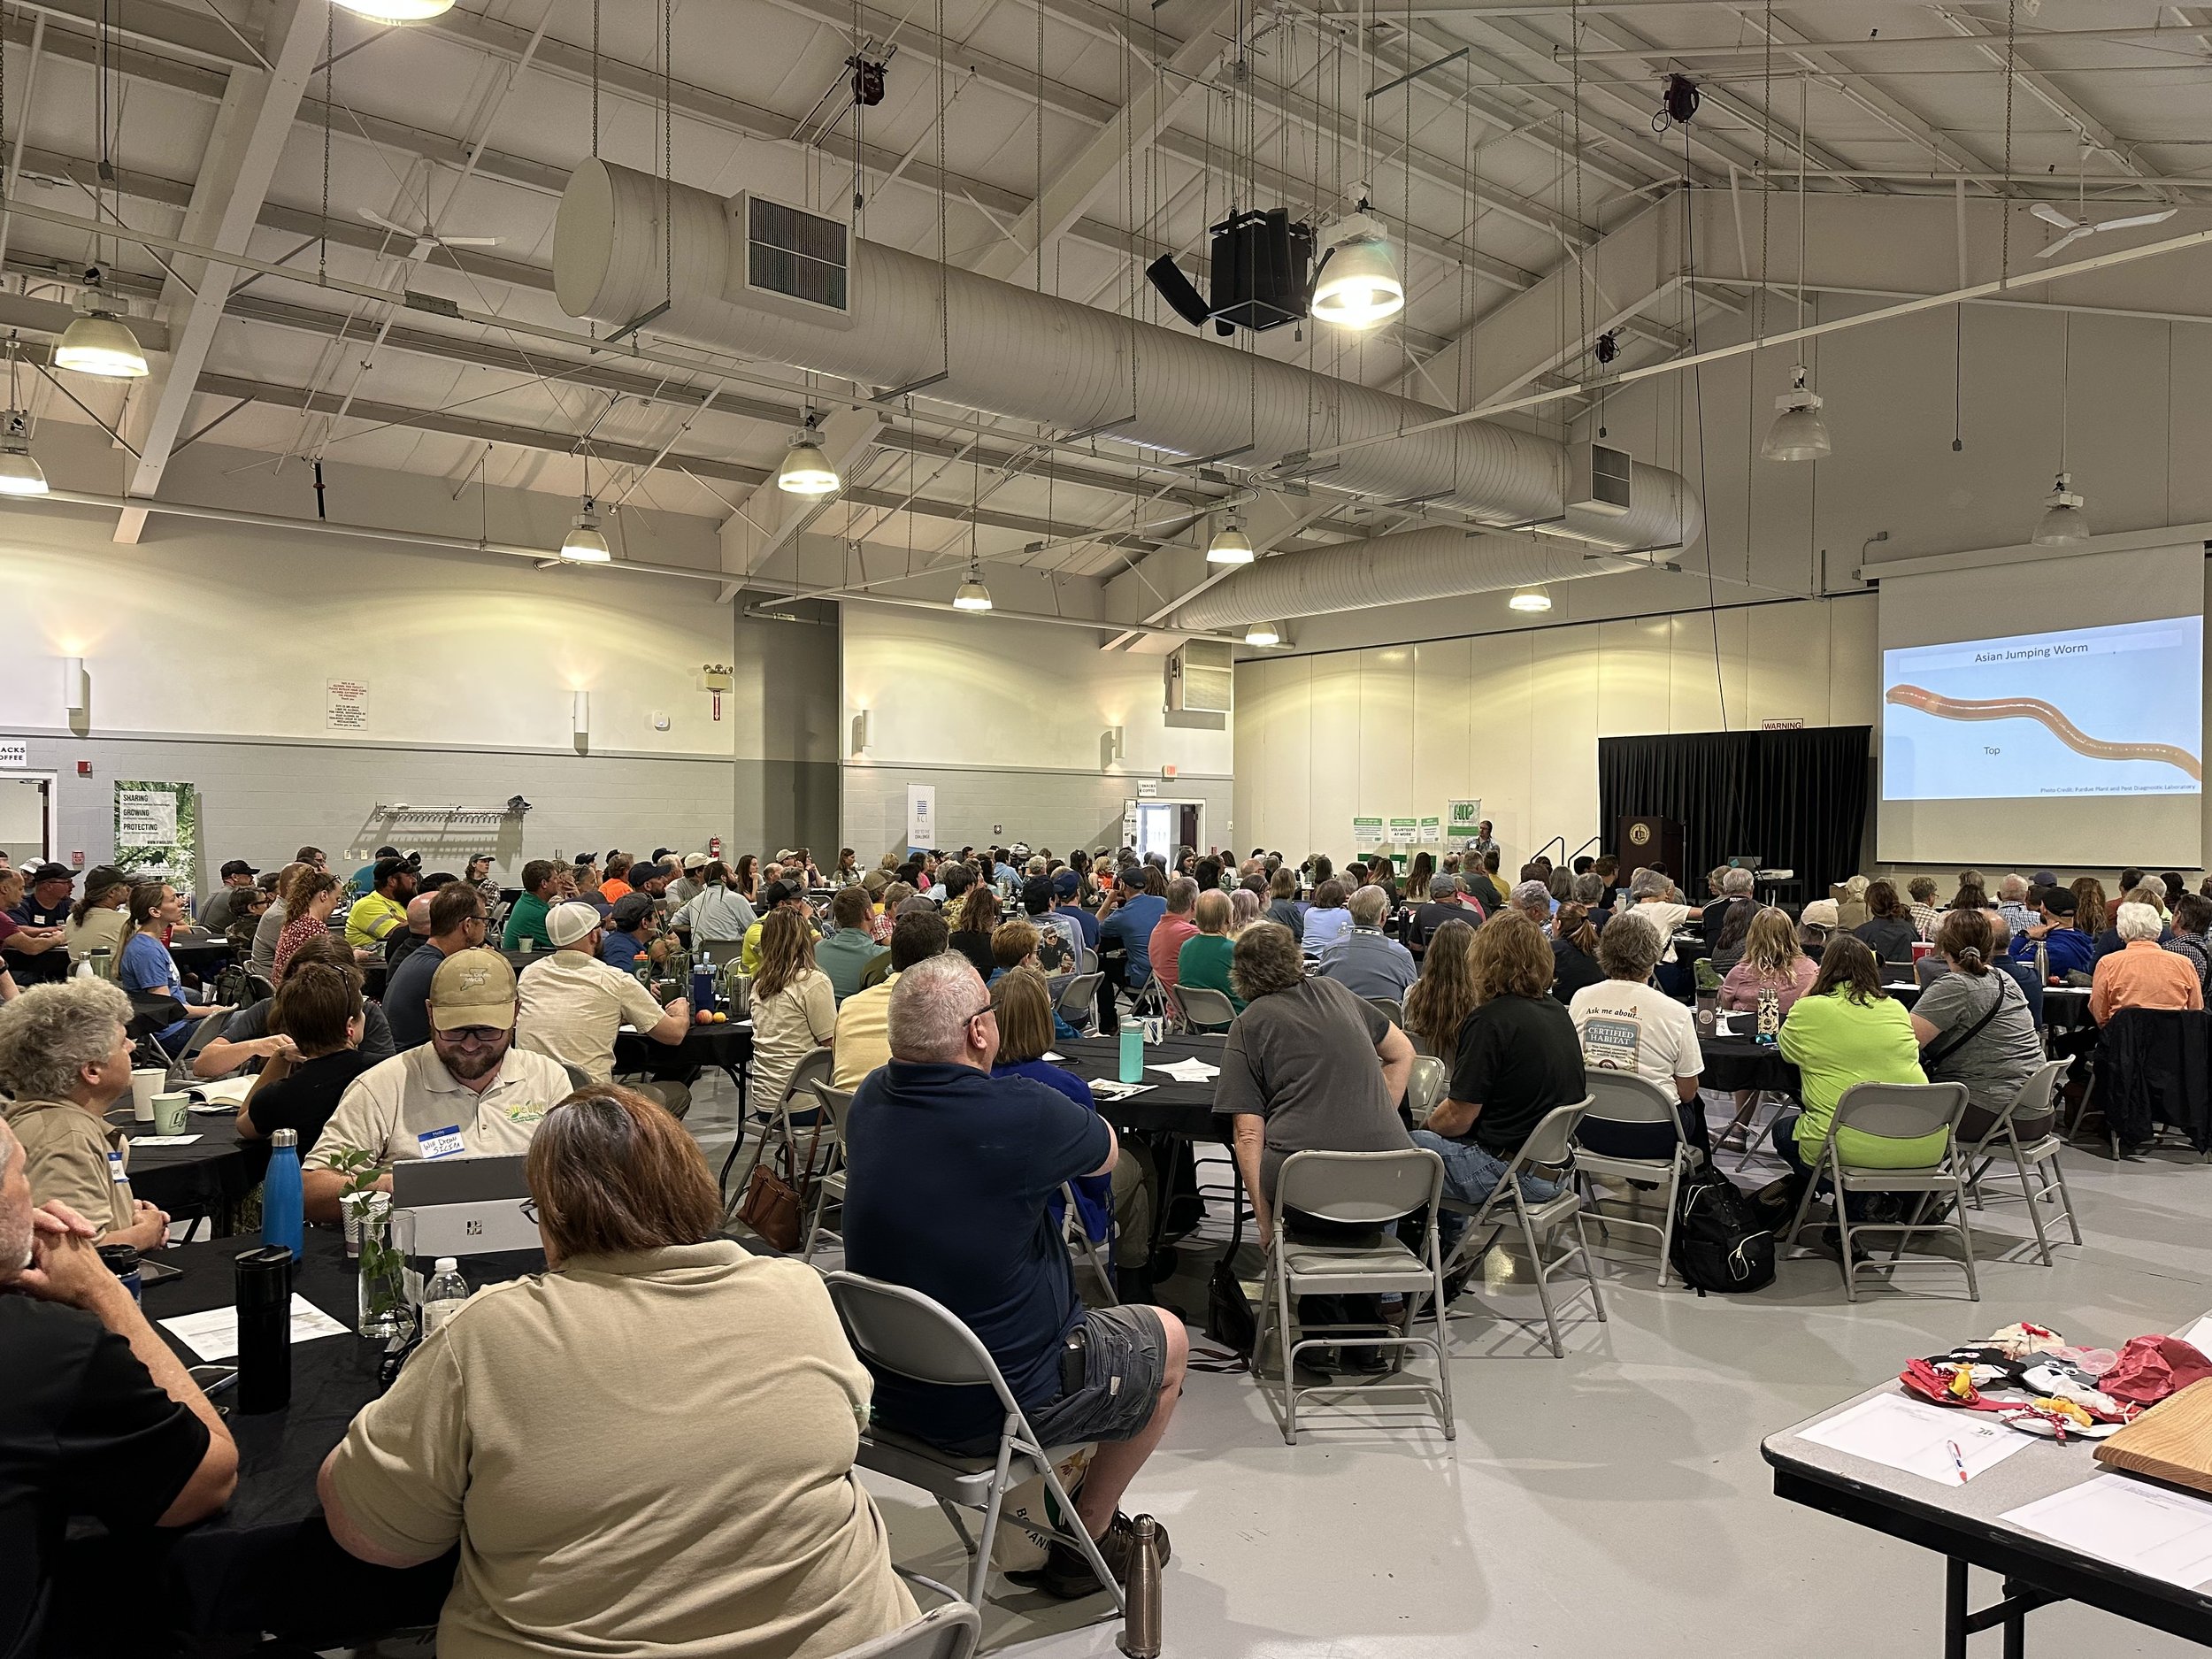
[[2094, 1379, 2212, 1494]]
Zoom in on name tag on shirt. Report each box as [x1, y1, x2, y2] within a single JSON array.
[[417, 1125, 466, 1160], [109, 1149, 128, 1185]]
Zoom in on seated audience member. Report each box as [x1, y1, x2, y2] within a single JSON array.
[[1402, 874, 1477, 960], [227, 875, 276, 956], [1052, 869, 1100, 950], [197, 860, 260, 933], [1300, 879, 1356, 957], [1097, 866, 1167, 992], [465, 853, 502, 911], [832, 911, 948, 1090], [319, 1086, 917, 1659], [1773, 934, 1934, 1208], [1549, 902, 1606, 1003], [303, 953, 569, 1223], [1020, 876, 1081, 972], [1315, 885, 1418, 1002], [993, 921, 1079, 1040], [198, 935, 398, 1077], [345, 856, 419, 953], [1509, 878, 1552, 926], [597, 851, 636, 906], [749, 910, 838, 1110], [1228, 887, 1263, 936], [1216, 921, 1415, 1372], [1909, 910, 2043, 1144], [1853, 879, 1918, 964], [1148, 879, 1200, 1001], [2070, 878, 2111, 952], [1834, 874, 1871, 932], [1404, 918, 1479, 1057], [2093, 886, 2173, 963], [63, 868, 131, 972], [671, 860, 758, 949], [1907, 876, 1944, 940], [741, 880, 816, 976], [517, 903, 693, 1118], [1625, 867, 1692, 956], [946, 886, 1002, 980], [247, 863, 300, 982], [2012, 886, 2094, 978], [634, 861, 679, 912], [117, 881, 230, 1049], [1566, 910, 1709, 1155], [2, 864, 69, 988], [1704, 867, 1754, 936], [348, 846, 401, 897], [815, 886, 886, 1002], [385, 895, 435, 972], [234, 963, 374, 1154], [0, 980, 169, 1250], [1176, 890, 1243, 1018], [2164, 891, 2212, 1000], [2092, 900, 2206, 1024], [1719, 907, 1818, 1018], [1411, 910, 1582, 1225], [1263, 866, 1308, 941], [0, 1118, 237, 1658], [597, 894, 665, 974], [843, 956, 1186, 1597], [1996, 874, 2038, 941], [1708, 893, 1760, 978], [1950, 874, 1990, 916], [501, 860, 560, 951], [273, 866, 344, 984]]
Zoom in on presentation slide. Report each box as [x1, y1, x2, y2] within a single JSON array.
[[1876, 541, 2207, 867], [1882, 618, 2203, 802]]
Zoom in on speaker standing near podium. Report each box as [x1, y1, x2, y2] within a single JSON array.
[[1615, 817, 1685, 887]]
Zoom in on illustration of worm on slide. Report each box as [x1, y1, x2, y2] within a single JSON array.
[[1886, 684, 2203, 782]]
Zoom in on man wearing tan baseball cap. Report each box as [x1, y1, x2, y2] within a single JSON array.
[[301, 949, 572, 1223]]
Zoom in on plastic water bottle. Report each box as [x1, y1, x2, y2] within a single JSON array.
[[421, 1257, 470, 1335], [1118, 1017, 1146, 1084], [261, 1127, 304, 1261]]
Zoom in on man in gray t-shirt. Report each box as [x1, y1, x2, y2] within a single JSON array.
[[1911, 967, 2043, 1140]]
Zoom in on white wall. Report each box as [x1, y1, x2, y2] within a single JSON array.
[[1235, 592, 1878, 869], [841, 600, 1234, 855]]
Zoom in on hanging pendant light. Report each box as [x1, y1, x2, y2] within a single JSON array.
[[952, 560, 993, 611], [1508, 585, 1553, 613], [777, 414, 841, 495], [1310, 208, 1405, 330], [0, 411, 47, 497], [1207, 515, 1255, 565], [1244, 620, 1281, 646], [1761, 365, 1832, 462], [54, 271, 148, 379], [2032, 472, 2090, 547], [333, 0, 455, 19], [559, 498, 612, 563]]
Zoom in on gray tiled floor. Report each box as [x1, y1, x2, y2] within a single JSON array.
[[687, 1078, 2212, 1655]]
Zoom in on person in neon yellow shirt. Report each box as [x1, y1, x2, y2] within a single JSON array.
[[1774, 933, 1939, 1206], [344, 857, 418, 952], [741, 879, 818, 975]]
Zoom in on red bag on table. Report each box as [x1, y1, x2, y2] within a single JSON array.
[[2102, 1336, 2212, 1407]]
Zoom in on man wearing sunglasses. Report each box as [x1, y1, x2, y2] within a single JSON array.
[[301, 950, 570, 1224]]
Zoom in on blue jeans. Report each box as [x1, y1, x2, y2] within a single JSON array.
[[1411, 1129, 1563, 1249], [1771, 1110, 1870, 1223]]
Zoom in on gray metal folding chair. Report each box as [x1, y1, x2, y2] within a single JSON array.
[[1363, 996, 1404, 1027], [1253, 1148, 1452, 1445], [1571, 1068, 1696, 1288], [823, 1272, 1125, 1613], [1170, 983, 1237, 1033], [723, 1046, 837, 1204], [1060, 1181, 1117, 1302], [165, 1012, 233, 1085], [1055, 972, 1105, 1035], [798, 1081, 854, 1262], [1958, 1058, 2081, 1266], [1405, 1055, 1448, 1126], [826, 1601, 979, 1659], [1436, 1100, 1602, 1358], [1781, 1080, 1978, 1301]]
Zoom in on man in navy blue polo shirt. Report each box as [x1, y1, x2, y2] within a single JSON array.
[[842, 953, 1187, 1600]]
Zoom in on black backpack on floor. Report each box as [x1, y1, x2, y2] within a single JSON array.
[[1669, 1166, 1776, 1294]]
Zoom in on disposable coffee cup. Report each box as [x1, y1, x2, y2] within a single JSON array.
[[151, 1094, 190, 1135], [131, 1068, 165, 1122]]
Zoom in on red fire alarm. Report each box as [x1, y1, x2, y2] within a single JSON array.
[[76, 760, 92, 776]]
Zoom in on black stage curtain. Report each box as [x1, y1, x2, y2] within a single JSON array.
[[1598, 726, 1870, 902]]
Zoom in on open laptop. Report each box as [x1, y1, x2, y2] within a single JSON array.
[[391, 1153, 538, 1259]]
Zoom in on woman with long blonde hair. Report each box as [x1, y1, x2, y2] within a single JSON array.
[[749, 909, 834, 1108], [1403, 917, 1479, 1056]]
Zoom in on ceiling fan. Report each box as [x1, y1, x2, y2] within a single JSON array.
[[359, 208, 500, 259], [2030, 201, 2176, 259]]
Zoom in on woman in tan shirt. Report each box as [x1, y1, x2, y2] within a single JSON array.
[[749, 910, 837, 1110], [0, 977, 170, 1249], [319, 1086, 916, 1659]]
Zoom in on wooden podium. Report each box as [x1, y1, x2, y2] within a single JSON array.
[[1615, 815, 1685, 881]]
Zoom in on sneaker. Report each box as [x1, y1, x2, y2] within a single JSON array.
[[1340, 1341, 1393, 1376], [1027, 1512, 1173, 1600]]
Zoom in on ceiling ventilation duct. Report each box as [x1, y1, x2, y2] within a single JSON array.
[[554, 160, 1702, 567]]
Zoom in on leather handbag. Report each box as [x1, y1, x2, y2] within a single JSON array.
[[736, 1110, 826, 1254]]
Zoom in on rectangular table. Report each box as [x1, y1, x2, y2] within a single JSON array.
[[1765, 1367, 2212, 1654]]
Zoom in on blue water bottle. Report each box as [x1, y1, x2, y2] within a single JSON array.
[[691, 964, 715, 1013], [262, 1126, 304, 1261]]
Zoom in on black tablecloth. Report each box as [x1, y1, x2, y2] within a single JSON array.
[[1699, 1032, 1801, 1095], [617, 1018, 753, 1094], [166, 939, 235, 974], [106, 1102, 253, 1224], [1055, 1033, 1225, 1141]]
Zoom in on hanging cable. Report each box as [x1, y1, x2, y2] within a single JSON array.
[[2001, 0, 2016, 288], [591, 0, 601, 160], [319, 8, 333, 284]]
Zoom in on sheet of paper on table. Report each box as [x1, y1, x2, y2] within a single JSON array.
[[129, 1134, 204, 1148], [1087, 1080, 1157, 1100], [1042, 1051, 1064, 1063], [1148, 1058, 1221, 1082], [2178, 1316, 2212, 1352], [188, 1102, 234, 1115], [159, 1294, 353, 1361], [1798, 1391, 2032, 1486], [2005, 1475, 2212, 1590]]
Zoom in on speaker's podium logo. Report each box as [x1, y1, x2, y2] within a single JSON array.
[[1629, 822, 1652, 847]]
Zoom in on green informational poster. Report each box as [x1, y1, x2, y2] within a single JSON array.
[[1387, 816, 1419, 843], [114, 780, 196, 887], [1446, 798, 1483, 839], [1419, 816, 1442, 843], [1352, 815, 1386, 845]]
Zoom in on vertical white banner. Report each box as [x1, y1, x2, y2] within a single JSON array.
[[905, 784, 936, 850]]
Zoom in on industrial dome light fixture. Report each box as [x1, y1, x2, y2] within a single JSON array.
[[0, 411, 47, 497], [54, 270, 148, 379], [777, 414, 841, 495], [1508, 585, 1553, 613], [559, 498, 612, 564], [333, 0, 455, 19], [1761, 365, 1832, 462], [1310, 208, 1405, 331], [952, 560, 993, 611], [1244, 620, 1281, 646], [1206, 515, 1255, 565], [2032, 472, 2090, 547]]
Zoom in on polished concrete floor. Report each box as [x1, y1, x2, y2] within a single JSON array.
[[689, 1079, 2212, 1656]]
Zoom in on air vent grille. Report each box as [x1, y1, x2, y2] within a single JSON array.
[[747, 196, 849, 312]]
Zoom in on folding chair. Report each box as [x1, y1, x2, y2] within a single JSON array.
[[1055, 972, 1105, 1035], [1405, 1056, 1447, 1126], [1060, 1181, 1117, 1302], [1958, 1058, 2081, 1266], [1571, 1069, 1696, 1288], [165, 1012, 232, 1085], [824, 1272, 1125, 1613], [829, 1601, 979, 1659], [1781, 1081, 1978, 1302], [1170, 984, 1237, 1033], [1436, 1100, 1601, 1358], [797, 1082, 853, 1262], [722, 1046, 835, 1204], [1253, 1148, 1453, 1445], [1363, 996, 1404, 1027]]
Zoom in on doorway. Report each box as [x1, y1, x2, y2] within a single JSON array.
[[0, 772, 55, 866], [1133, 799, 1204, 867]]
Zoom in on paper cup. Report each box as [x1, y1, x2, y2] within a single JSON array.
[[150, 1094, 189, 1135], [130, 1068, 166, 1123]]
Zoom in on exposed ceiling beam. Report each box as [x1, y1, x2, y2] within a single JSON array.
[[1562, 21, 2212, 66], [117, 0, 321, 544]]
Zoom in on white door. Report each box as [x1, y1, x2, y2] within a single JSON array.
[[0, 773, 52, 865], [1133, 802, 1178, 867]]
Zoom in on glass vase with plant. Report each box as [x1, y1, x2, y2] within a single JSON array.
[[327, 1148, 413, 1340]]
